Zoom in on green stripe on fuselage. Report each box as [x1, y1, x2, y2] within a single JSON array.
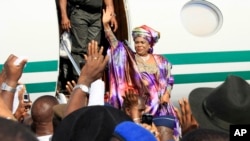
[[25, 82, 57, 94], [1, 51, 250, 71], [174, 71, 250, 84], [163, 50, 250, 65], [1, 51, 250, 87], [25, 70, 250, 93], [0, 60, 58, 73], [0, 60, 59, 94]]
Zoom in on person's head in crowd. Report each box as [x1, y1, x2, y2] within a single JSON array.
[[22, 115, 33, 129], [153, 115, 177, 141], [31, 95, 59, 136], [0, 117, 38, 141], [52, 103, 66, 121], [122, 89, 147, 123], [110, 121, 157, 141], [181, 128, 229, 141], [189, 75, 250, 133], [52, 105, 132, 141]]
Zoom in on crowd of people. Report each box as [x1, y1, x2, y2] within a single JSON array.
[[1, 42, 243, 141], [1, 0, 249, 140], [2, 41, 246, 141]]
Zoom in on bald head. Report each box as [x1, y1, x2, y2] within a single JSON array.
[[31, 95, 59, 123]]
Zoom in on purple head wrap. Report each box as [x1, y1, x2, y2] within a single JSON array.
[[132, 25, 160, 53]]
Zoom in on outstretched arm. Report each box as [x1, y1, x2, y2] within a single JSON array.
[[64, 40, 109, 117], [102, 8, 118, 48], [0, 96, 15, 120], [1, 54, 27, 111]]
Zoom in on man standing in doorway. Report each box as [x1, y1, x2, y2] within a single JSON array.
[[58, 0, 117, 80]]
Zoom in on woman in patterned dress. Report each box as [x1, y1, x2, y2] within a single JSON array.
[[102, 8, 181, 139]]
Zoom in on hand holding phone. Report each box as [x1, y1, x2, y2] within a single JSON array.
[[141, 113, 153, 125], [23, 92, 30, 103], [23, 92, 31, 110]]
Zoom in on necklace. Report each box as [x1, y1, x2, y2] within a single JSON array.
[[139, 54, 150, 62]]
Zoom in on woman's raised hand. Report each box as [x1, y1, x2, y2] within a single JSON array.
[[102, 8, 113, 27]]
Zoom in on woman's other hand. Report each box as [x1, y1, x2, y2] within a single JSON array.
[[102, 8, 113, 27]]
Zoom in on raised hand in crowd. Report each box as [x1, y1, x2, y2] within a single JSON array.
[[78, 40, 109, 86], [122, 89, 160, 140], [64, 40, 109, 116], [1, 54, 27, 110], [65, 80, 76, 95], [122, 89, 143, 123], [174, 97, 199, 135]]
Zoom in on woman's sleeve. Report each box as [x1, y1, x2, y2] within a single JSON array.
[[104, 28, 119, 49]]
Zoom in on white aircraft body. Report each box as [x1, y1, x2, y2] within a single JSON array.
[[125, 0, 250, 104], [0, 0, 250, 104]]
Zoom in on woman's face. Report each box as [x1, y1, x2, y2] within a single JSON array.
[[134, 36, 151, 56]]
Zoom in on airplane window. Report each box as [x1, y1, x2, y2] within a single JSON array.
[[180, 0, 223, 37]]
